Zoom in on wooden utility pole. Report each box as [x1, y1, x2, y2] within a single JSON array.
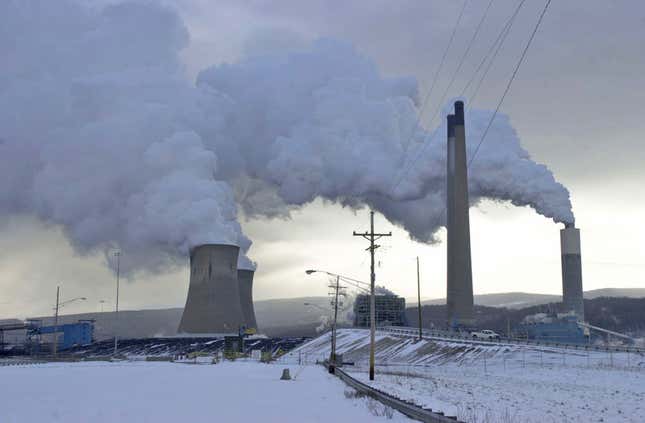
[[353, 210, 391, 381], [329, 275, 343, 373], [417, 257, 422, 340]]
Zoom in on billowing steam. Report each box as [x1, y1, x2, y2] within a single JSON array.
[[0, 1, 573, 274]]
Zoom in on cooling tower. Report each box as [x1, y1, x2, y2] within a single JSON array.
[[560, 224, 584, 320], [446, 101, 475, 328], [178, 244, 245, 335], [237, 269, 258, 332]]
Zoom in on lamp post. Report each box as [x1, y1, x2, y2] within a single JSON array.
[[52, 287, 87, 357], [113, 251, 121, 356]]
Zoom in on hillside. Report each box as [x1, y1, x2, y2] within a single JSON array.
[[411, 288, 645, 309], [17, 288, 645, 340], [406, 297, 645, 338]]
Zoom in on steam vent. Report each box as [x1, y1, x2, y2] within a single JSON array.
[[561, 224, 585, 320], [178, 244, 245, 335], [237, 269, 258, 332], [446, 101, 475, 328]]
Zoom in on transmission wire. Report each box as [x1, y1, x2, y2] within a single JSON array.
[[468, 0, 553, 169], [399, 0, 469, 153]]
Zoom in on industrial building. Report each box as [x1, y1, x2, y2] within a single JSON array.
[[353, 294, 406, 328], [520, 312, 588, 344], [446, 100, 475, 329], [178, 244, 246, 335], [1, 319, 94, 354]]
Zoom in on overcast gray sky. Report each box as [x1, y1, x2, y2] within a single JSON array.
[[1, 0, 644, 319]]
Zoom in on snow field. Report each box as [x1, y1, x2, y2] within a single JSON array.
[[282, 329, 645, 422], [0, 360, 410, 423]]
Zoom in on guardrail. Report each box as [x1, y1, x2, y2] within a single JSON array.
[[378, 326, 645, 354], [334, 366, 462, 422]]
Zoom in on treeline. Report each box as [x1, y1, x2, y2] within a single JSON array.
[[405, 297, 645, 337]]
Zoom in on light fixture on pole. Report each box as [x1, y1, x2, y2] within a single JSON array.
[[52, 287, 87, 357]]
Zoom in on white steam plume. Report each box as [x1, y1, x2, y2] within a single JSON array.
[[0, 1, 249, 273], [0, 1, 573, 275], [197, 39, 574, 242]]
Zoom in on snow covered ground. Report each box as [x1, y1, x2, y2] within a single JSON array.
[[282, 329, 645, 422], [0, 360, 410, 422]]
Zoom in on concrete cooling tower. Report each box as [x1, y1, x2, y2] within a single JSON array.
[[178, 244, 245, 335], [446, 101, 475, 328], [237, 269, 258, 332], [561, 224, 584, 321]]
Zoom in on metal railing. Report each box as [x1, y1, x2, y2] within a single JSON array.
[[378, 326, 645, 354], [334, 366, 463, 422]]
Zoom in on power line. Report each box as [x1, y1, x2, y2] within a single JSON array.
[[399, 0, 469, 152], [396, 0, 496, 190], [460, 0, 527, 99], [431, 0, 496, 123], [468, 0, 553, 169], [390, 0, 521, 196], [467, 0, 527, 105]]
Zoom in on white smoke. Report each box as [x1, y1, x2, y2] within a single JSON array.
[[0, 1, 573, 274]]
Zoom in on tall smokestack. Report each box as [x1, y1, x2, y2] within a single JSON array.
[[237, 269, 258, 332], [446, 101, 475, 328], [178, 244, 245, 334], [560, 223, 584, 320]]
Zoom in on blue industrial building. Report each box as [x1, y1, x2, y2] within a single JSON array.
[[520, 313, 588, 345], [29, 321, 94, 351]]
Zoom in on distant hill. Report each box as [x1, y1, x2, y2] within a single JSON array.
[[410, 288, 645, 309], [13, 288, 645, 340], [406, 297, 645, 339], [25, 296, 335, 341]]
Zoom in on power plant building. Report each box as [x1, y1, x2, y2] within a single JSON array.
[[560, 224, 585, 321], [178, 244, 246, 335], [353, 294, 406, 328], [446, 101, 475, 328]]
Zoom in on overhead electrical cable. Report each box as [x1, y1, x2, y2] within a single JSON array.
[[459, 0, 526, 99], [468, 0, 553, 169], [390, 0, 526, 196], [399, 0, 469, 153], [467, 0, 527, 105]]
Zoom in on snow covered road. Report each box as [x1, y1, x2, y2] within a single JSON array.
[[0, 361, 410, 422]]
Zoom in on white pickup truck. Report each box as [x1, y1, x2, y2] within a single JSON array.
[[470, 329, 501, 340]]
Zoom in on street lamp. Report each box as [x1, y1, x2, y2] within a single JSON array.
[[98, 299, 108, 313], [113, 251, 121, 356], [52, 286, 87, 357]]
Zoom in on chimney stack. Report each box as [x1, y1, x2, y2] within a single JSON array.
[[560, 224, 584, 320], [446, 101, 475, 328]]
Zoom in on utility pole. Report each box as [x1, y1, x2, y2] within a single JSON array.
[[353, 210, 391, 381], [53, 286, 60, 357], [114, 251, 121, 356], [329, 275, 342, 374], [417, 257, 422, 340]]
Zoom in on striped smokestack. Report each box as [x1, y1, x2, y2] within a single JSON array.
[[446, 101, 475, 328], [560, 224, 584, 320]]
